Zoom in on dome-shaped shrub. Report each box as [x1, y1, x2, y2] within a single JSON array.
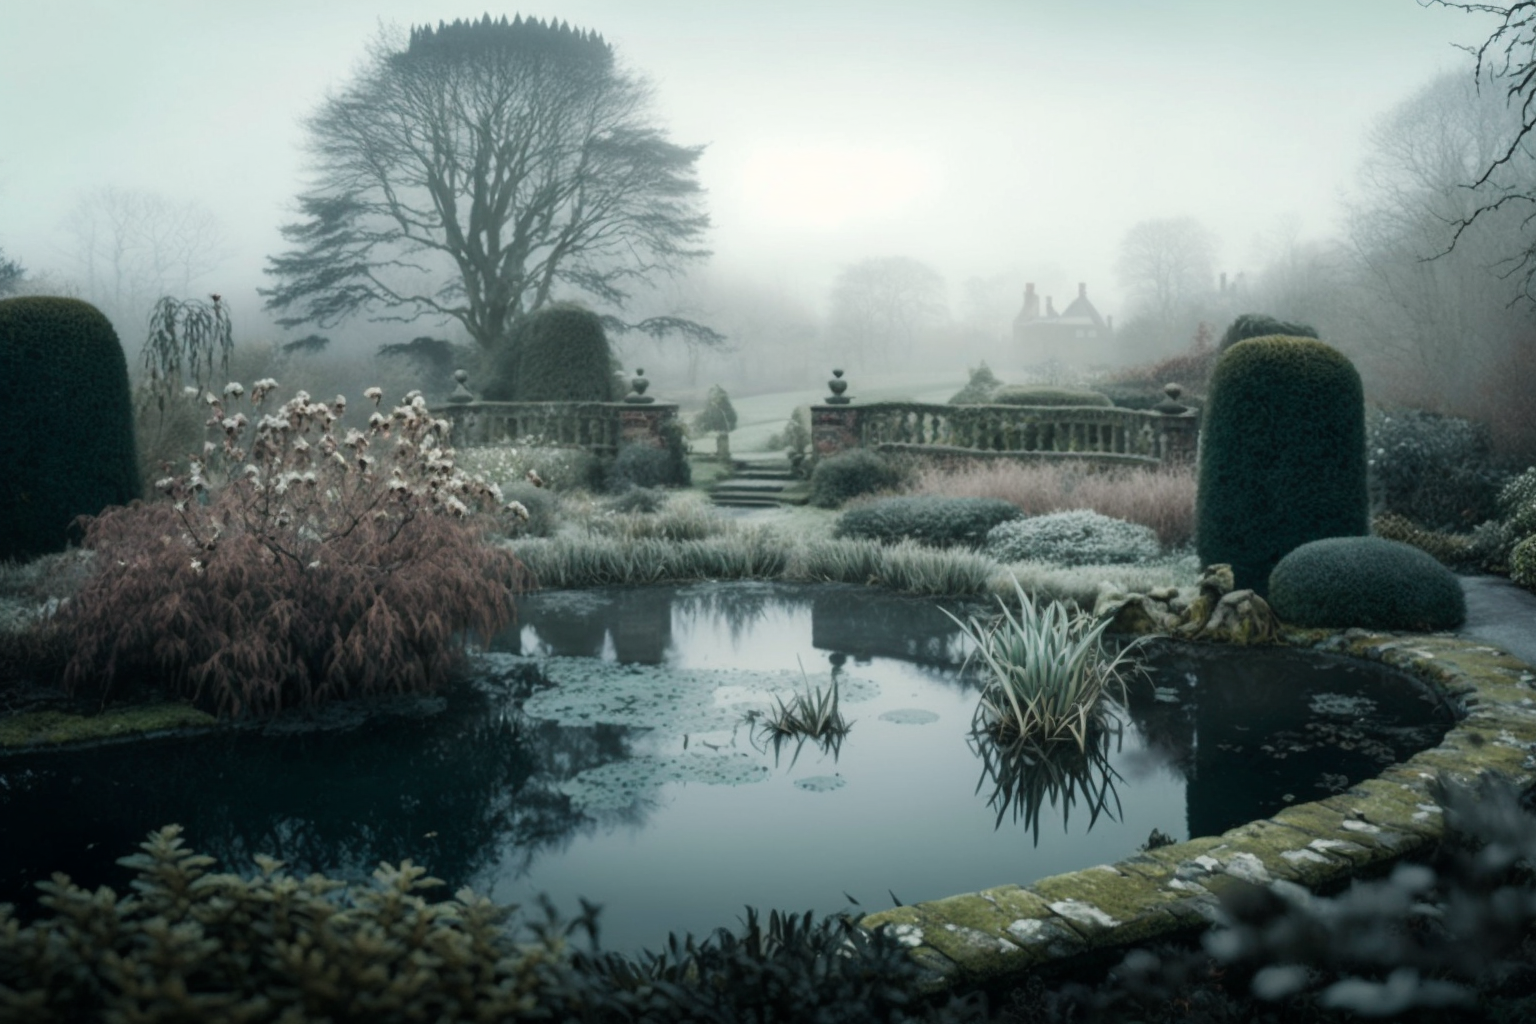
[[483, 303, 615, 402], [1219, 313, 1318, 352], [809, 450, 903, 508], [1267, 536, 1466, 630], [984, 510, 1162, 566]]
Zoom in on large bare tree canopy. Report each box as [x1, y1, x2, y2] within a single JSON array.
[[261, 15, 714, 352]]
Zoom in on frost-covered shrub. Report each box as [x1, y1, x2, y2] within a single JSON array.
[[607, 440, 687, 492], [834, 496, 1023, 549], [1498, 465, 1536, 519], [1367, 408, 1507, 532], [984, 510, 1163, 567], [1512, 534, 1536, 590], [498, 481, 560, 538], [1267, 535, 1466, 630], [809, 450, 904, 508], [455, 441, 601, 493], [947, 362, 1003, 404]]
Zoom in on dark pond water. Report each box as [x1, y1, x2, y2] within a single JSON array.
[[0, 582, 1455, 955]]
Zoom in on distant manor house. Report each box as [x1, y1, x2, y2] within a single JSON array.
[[1012, 282, 1114, 366]]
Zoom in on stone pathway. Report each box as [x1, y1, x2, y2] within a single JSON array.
[[708, 454, 808, 509], [1457, 573, 1536, 668]]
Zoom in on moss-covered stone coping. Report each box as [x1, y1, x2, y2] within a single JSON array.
[[856, 628, 1536, 994], [0, 702, 218, 752]]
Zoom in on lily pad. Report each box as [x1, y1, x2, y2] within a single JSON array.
[[793, 774, 846, 793], [878, 708, 940, 725]]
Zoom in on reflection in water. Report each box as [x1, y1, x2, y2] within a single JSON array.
[[969, 718, 1126, 843], [0, 583, 1456, 955]]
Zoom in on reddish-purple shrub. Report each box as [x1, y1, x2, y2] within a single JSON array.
[[56, 382, 527, 717]]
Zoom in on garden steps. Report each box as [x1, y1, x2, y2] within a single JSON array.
[[709, 456, 807, 508]]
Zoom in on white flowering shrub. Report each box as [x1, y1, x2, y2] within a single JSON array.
[[984, 509, 1163, 567], [54, 383, 528, 716]]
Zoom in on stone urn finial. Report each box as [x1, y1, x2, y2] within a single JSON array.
[[447, 368, 475, 404], [1153, 382, 1188, 415], [826, 368, 851, 405], [624, 367, 655, 404]]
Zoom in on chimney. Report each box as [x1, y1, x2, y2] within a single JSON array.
[[1020, 282, 1039, 321], [1045, 296, 1057, 318]]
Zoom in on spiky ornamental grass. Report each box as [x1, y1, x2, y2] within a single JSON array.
[[945, 577, 1144, 752], [53, 384, 529, 717]]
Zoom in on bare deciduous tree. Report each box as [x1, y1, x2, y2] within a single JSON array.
[[827, 256, 946, 370], [261, 15, 714, 362], [1115, 217, 1216, 327], [63, 186, 228, 333]]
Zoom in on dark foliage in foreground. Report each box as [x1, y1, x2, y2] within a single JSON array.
[[996, 772, 1536, 1023], [810, 449, 905, 508]]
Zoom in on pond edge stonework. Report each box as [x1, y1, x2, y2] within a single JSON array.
[[856, 628, 1536, 993]]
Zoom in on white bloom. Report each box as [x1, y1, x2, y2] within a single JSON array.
[[292, 437, 311, 453], [190, 559, 204, 574], [222, 417, 241, 432], [444, 496, 469, 517], [307, 560, 321, 570], [506, 500, 530, 522], [364, 386, 384, 402], [333, 394, 346, 408], [223, 382, 244, 398], [155, 477, 175, 492], [182, 386, 199, 398]]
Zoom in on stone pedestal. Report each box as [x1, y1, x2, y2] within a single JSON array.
[[811, 405, 860, 458]]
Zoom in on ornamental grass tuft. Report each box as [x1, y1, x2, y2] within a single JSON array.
[[946, 577, 1143, 752]]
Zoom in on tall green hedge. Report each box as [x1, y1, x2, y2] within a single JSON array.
[[0, 297, 141, 561], [1196, 335, 1368, 595]]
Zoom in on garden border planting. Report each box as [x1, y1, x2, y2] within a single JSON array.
[[856, 627, 1536, 994]]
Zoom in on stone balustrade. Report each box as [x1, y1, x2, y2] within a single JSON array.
[[811, 384, 1199, 467], [430, 370, 677, 453]]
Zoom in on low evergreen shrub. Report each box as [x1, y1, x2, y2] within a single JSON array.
[[834, 496, 1023, 549], [990, 385, 1112, 407], [1367, 408, 1506, 531], [607, 439, 688, 492], [1267, 535, 1466, 630], [1497, 465, 1536, 519], [809, 450, 903, 508], [984, 511, 1163, 567]]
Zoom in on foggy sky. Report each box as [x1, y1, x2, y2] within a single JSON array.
[[0, 0, 1491, 341]]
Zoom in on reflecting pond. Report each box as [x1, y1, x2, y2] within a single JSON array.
[[0, 582, 1455, 955]]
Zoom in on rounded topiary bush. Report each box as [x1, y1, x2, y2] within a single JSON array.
[[1267, 536, 1466, 630], [1219, 312, 1318, 352], [833, 496, 1023, 549], [984, 510, 1162, 566], [607, 441, 686, 492], [809, 450, 903, 508], [484, 303, 615, 402], [989, 385, 1112, 407], [1, 296, 142, 562], [1196, 336, 1369, 596]]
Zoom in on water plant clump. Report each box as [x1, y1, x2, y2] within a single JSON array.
[[946, 577, 1143, 752]]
